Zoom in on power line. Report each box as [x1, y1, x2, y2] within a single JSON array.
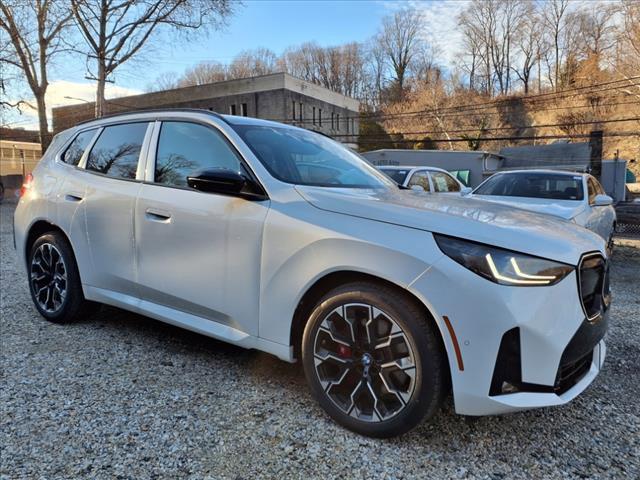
[[323, 116, 640, 139], [353, 131, 638, 145], [278, 78, 640, 124]]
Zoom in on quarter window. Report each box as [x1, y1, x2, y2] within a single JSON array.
[[86, 123, 147, 179], [154, 122, 242, 188], [62, 129, 96, 166], [407, 171, 431, 192]]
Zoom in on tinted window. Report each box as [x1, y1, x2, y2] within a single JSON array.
[[231, 124, 393, 188], [62, 129, 96, 166], [474, 172, 584, 200], [86, 123, 147, 179], [155, 122, 242, 187], [380, 168, 410, 184], [407, 171, 431, 192], [431, 171, 460, 192]]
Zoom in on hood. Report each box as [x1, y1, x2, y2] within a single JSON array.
[[295, 186, 604, 265], [470, 194, 584, 220]]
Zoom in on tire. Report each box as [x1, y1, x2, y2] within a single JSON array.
[[28, 232, 98, 323], [302, 281, 447, 438]]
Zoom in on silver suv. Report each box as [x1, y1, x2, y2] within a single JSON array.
[[14, 110, 609, 437]]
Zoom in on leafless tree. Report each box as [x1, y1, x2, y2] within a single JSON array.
[[178, 61, 228, 87], [70, 0, 234, 117], [541, 0, 570, 91], [0, 0, 72, 148], [146, 71, 180, 92], [376, 7, 425, 101], [228, 47, 278, 78], [512, 5, 540, 94]]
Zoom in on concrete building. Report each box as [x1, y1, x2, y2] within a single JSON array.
[[52, 73, 360, 147]]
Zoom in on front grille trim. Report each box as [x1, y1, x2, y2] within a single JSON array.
[[577, 252, 608, 323]]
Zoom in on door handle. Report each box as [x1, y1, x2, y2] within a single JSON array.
[[64, 193, 83, 202], [145, 209, 172, 223]]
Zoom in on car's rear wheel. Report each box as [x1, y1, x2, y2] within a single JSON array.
[[302, 281, 446, 437], [28, 232, 98, 323]]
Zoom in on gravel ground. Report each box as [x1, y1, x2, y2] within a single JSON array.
[[1, 202, 639, 479]]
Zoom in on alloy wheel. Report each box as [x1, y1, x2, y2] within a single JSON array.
[[30, 243, 67, 314], [313, 303, 417, 422]]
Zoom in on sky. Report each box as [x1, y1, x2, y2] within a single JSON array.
[[4, 0, 470, 131]]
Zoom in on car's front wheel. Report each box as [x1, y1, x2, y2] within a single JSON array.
[[302, 281, 447, 437], [28, 232, 98, 323]]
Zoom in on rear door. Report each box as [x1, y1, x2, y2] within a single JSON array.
[[134, 120, 269, 336], [82, 122, 152, 293]]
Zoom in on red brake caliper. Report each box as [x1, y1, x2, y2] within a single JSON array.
[[337, 344, 352, 358]]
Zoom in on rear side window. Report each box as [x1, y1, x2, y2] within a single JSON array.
[[86, 123, 148, 179], [154, 122, 242, 187], [62, 129, 96, 166]]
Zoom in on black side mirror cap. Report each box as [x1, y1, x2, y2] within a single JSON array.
[[186, 169, 267, 200]]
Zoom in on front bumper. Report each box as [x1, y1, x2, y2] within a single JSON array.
[[409, 254, 608, 416]]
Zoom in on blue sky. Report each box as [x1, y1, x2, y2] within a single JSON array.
[[6, 0, 470, 130]]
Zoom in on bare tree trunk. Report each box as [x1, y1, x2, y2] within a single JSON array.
[[35, 92, 51, 150], [96, 60, 106, 117]]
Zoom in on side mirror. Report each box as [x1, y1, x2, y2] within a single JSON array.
[[593, 194, 613, 207], [460, 187, 473, 196], [187, 169, 247, 195]]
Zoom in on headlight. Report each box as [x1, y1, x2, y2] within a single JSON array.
[[434, 234, 573, 286]]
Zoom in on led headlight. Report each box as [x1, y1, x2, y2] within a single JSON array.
[[434, 234, 573, 286]]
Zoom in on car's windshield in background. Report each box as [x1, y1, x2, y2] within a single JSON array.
[[231, 125, 394, 188], [474, 172, 584, 200], [379, 168, 411, 185]]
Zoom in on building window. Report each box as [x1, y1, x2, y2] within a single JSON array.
[[230, 104, 236, 115], [292, 100, 296, 120], [331, 112, 335, 129], [351, 118, 355, 133], [299, 102, 303, 120], [312, 107, 316, 125], [346, 115, 349, 133], [241, 103, 248, 117], [336, 114, 340, 131], [319, 109, 322, 127]]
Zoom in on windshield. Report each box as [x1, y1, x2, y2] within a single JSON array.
[[379, 168, 411, 185], [474, 172, 584, 200], [231, 125, 394, 188]]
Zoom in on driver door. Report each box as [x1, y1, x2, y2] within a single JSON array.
[[134, 120, 270, 336]]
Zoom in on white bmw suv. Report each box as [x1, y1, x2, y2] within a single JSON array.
[[14, 110, 610, 437]]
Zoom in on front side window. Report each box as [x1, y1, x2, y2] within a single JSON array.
[[232, 124, 394, 188], [62, 129, 96, 166], [431, 171, 460, 192], [86, 123, 147, 179], [407, 171, 431, 192], [380, 168, 410, 185], [155, 122, 242, 187], [474, 172, 584, 200]]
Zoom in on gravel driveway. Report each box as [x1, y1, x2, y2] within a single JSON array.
[[1, 202, 638, 479]]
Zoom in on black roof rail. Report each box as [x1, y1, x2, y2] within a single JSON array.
[[74, 108, 227, 127]]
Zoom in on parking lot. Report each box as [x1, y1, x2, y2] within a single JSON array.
[[1, 201, 638, 479]]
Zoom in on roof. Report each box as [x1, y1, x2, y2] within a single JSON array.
[[378, 165, 451, 174], [54, 72, 360, 116], [491, 169, 587, 177]]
